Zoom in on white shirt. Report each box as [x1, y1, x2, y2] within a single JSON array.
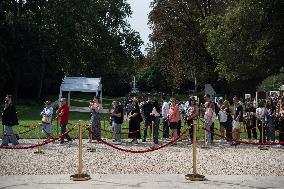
[[219, 109, 227, 123], [161, 101, 169, 118], [40, 107, 53, 119], [256, 107, 265, 119]]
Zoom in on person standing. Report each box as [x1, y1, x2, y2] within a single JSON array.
[[57, 98, 72, 145], [168, 98, 180, 144], [1, 95, 19, 146], [89, 96, 101, 142], [111, 101, 124, 145], [184, 97, 199, 143], [204, 102, 213, 145], [218, 105, 227, 144], [128, 97, 141, 144], [264, 99, 276, 142], [161, 97, 169, 139], [150, 99, 161, 145], [245, 101, 257, 141], [278, 103, 284, 146], [231, 96, 243, 146], [256, 101, 266, 143], [141, 96, 154, 142], [40, 101, 53, 140], [204, 94, 219, 143]]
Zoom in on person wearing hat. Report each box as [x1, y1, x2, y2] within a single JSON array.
[[40, 101, 53, 140]]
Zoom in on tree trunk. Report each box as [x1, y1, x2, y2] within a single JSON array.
[[36, 49, 46, 99]]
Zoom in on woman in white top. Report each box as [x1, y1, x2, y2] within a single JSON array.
[[204, 102, 213, 144], [40, 101, 53, 139], [219, 105, 227, 143]]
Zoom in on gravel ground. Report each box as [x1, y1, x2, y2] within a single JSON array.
[[0, 139, 284, 176]]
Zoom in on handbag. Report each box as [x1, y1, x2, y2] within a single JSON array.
[[232, 120, 240, 129], [42, 116, 51, 124]]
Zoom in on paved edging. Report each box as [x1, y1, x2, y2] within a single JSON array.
[[0, 174, 284, 189]]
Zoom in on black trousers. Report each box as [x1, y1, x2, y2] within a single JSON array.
[[279, 119, 284, 145], [246, 124, 257, 140]]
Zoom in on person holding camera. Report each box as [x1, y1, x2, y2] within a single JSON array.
[[1, 94, 19, 146]]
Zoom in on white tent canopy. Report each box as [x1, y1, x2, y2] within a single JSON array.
[[59, 77, 102, 110]]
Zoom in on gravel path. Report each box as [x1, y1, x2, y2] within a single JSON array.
[[0, 139, 283, 176]]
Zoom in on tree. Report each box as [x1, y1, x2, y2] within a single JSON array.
[[146, 0, 228, 93], [202, 0, 284, 92], [0, 0, 143, 98], [257, 73, 284, 92]]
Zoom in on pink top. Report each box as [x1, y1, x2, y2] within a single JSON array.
[[169, 104, 180, 123], [204, 107, 213, 122]]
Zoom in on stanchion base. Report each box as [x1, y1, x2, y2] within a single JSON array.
[[185, 174, 206, 181], [87, 148, 96, 152], [70, 173, 91, 181], [34, 151, 45, 154], [258, 146, 269, 150]]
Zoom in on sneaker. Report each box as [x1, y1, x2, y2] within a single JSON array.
[[113, 141, 122, 145], [142, 139, 146, 143], [68, 141, 73, 146]]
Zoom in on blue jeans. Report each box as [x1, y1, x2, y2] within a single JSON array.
[[112, 122, 121, 142], [266, 122, 275, 142], [60, 124, 72, 144], [162, 118, 169, 138], [205, 121, 212, 143], [2, 125, 19, 146]]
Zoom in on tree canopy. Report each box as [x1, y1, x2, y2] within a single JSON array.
[[142, 0, 283, 95], [0, 0, 143, 98]]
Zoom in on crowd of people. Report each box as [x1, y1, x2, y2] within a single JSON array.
[[1, 93, 284, 147]]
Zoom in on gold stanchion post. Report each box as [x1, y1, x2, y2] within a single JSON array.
[[70, 120, 91, 181], [185, 120, 206, 181], [34, 123, 44, 154], [259, 122, 268, 150], [201, 122, 207, 149]]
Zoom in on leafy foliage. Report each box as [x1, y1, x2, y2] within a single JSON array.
[[0, 0, 143, 98], [202, 0, 284, 84], [257, 73, 284, 92]]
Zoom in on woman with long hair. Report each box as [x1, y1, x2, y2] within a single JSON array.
[[89, 96, 101, 142], [128, 97, 141, 144]]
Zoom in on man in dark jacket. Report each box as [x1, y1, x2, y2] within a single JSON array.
[[1, 94, 19, 146]]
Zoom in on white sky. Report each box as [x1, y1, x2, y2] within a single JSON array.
[[127, 0, 152, 54]]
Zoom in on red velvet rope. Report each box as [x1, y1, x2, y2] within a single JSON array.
[[0, 128, 75, 149], [90, 128, 189, 154]]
